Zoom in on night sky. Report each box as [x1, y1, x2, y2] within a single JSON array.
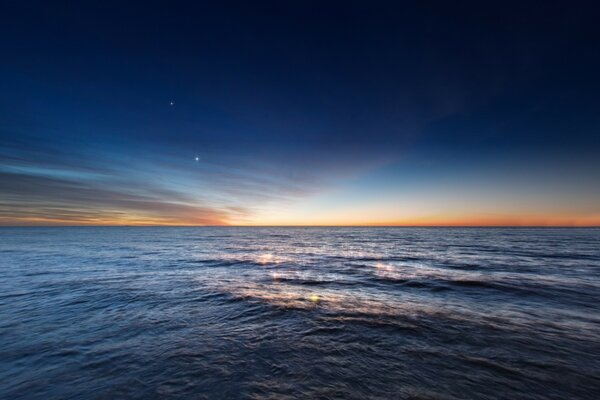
[[1, 1, 599, 226]]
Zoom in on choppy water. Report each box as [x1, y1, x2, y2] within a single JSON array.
[[1, 227, 599, 399]]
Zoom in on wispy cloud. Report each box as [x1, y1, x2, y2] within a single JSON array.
[[0, 129, 389, 225]]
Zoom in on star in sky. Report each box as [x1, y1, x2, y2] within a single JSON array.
[[169, 101, 174, 106]]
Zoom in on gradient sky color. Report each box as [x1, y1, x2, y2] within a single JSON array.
[[1, 1, 599, 226]]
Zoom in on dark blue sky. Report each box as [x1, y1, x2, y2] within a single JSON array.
[[1, 1, 599, 225]]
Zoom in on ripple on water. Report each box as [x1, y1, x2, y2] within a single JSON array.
[[0, 227, 599, 399]]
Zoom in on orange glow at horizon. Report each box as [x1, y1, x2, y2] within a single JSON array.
[[2, 211, 599, 227]]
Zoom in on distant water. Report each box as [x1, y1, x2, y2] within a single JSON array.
[[1, 227, 599, 399]]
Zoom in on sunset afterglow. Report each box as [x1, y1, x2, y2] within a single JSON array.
[[1, 2, 598, 226]]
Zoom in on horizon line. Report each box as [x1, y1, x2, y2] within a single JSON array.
[[1, 224, 599, 228]]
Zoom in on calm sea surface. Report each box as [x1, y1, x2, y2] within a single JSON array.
[[1, 227, 599, 399]]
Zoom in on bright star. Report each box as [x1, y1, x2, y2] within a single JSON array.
[[169, 101, 174, 106], [195, 156, 199, 162]]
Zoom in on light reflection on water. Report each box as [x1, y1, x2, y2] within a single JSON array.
[[1, 227, 599, 399]]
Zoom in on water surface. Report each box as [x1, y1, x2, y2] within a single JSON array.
[[1, 227, 599, 399]]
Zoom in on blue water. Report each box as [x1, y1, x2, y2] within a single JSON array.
[[1, 227, 599, 399]]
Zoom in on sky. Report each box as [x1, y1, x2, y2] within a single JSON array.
[[1, 1, 599, 226]]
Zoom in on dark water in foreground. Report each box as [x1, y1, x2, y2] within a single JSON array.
[[1, 227, 599, 400]]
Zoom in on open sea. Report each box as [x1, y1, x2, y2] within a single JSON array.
[[0, 227, 599, 399]]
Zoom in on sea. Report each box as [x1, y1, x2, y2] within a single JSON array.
[[1, 227, 599, 399]]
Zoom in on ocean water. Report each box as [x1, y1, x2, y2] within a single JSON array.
[[0, 227, 599, 400]]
